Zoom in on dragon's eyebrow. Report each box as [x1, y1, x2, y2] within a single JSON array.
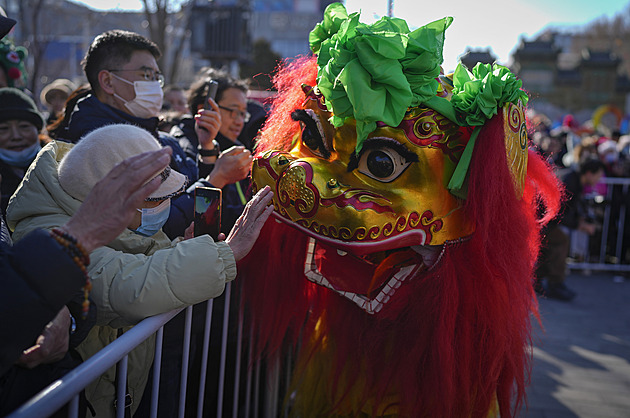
[[347, 137, 418, 172], [291, 109, 331, 159]]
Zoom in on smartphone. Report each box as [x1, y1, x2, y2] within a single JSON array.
[[194, 187, 222, 239], [204, 80, 219, 110]]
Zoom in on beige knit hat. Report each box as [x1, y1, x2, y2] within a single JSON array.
[[40, 78, 77, 107], [58, 124, 187, 202]]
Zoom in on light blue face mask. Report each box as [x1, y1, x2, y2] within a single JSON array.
[[0, 142, 41, 167], [134, 198, 171, 237]]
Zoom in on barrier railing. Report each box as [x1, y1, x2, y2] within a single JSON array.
[[566, 176, 630, 273], [7, 281, 283, 418]]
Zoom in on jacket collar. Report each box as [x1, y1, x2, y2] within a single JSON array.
[[64, 94, 160, 143]]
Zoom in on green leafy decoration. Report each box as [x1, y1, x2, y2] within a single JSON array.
[[447, 63, 529, 198], [450, 63, 529, 126], [309, 2, 452, 152]]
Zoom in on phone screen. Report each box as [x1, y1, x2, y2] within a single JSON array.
[[194, 187, 222, 239]]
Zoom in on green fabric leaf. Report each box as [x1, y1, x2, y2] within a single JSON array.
[[451, 63, 529, 127], [447, 127, 480, 199], [309, 3, 452, 152], [309, 2, 351, 55], [446, 63, 528, 198]]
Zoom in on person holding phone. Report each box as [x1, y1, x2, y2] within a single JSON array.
[[6, 124, 274, 417], [170, 69, 254, 236]]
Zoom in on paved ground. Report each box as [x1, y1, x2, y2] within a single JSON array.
[[522, 272, 630, 418]]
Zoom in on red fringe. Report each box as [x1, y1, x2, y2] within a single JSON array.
[[254, 55, 318, 157]]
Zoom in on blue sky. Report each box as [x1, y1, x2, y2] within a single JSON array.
[[73, 0, 628, 72]]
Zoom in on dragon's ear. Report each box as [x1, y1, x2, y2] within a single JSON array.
[[503, 102, 528, 198]]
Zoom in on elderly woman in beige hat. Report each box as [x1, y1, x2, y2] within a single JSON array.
[[6, 123, 273, 417]]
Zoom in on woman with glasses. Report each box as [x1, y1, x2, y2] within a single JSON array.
[[171, 68, 256, 235]]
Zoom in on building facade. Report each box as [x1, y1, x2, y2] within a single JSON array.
[[512, 32, 630, 125]]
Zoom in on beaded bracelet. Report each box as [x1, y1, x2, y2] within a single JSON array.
[[50, 228, 91, 319]]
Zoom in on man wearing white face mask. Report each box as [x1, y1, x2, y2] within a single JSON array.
[[57, 30, 169, 143], [53, 30, 218, 239], [0, 87, 46, 216]]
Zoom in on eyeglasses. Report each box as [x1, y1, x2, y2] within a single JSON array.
[[218, 105, 250, 123], [108, 67, 165, 87]]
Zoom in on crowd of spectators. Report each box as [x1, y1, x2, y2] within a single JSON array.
[[0, 14, 274, 417], [530, 111, 630, 300]]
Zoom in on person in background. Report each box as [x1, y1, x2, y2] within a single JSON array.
[[39, 78, 77, 126], [237, 98, 268, 151], [6, 123, 274, 417], [162, 84, 189, 115], [0, 87, 47, 216], [536, 159, 607, 301], [597, 139, 623, 178], [46, 84, 91, 140], [172, 68, 253, 234], [158, 85, 189, 133]]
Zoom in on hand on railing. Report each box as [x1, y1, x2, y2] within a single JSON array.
[[16, 307, 71, 369]]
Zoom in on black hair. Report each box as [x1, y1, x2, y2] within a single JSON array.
[[579, 158, 606, 176], [187, 67, 248, 114], [82, 30, 161, 94]]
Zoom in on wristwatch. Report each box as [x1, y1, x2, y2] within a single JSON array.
[[198, 140, 220, 157]]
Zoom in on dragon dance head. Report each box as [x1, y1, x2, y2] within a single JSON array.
[[252, 3, 529, 315], [243, 3, 562, 417]]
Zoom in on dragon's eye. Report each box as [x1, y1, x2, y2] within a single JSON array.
[[366, 150, 394, 178], [357, 146, 412, 183]]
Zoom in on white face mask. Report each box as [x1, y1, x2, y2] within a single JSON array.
[[111, 72, 163, 119]]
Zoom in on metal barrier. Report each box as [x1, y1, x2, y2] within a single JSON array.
[[567, 177, 630, 273], [6, 281, 283, 418]]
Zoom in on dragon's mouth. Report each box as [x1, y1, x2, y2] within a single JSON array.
[[303, 237, 442, 314]]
